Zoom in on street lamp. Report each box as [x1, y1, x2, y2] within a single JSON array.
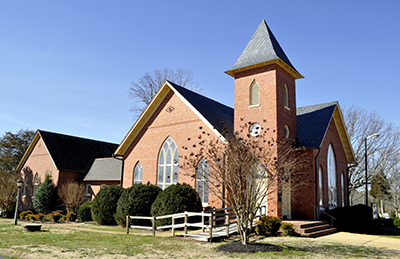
[[13, 179, 23, 225], [365, 133, 380, 206]]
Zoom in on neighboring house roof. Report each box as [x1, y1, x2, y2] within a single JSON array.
[[296, 102, 356, 162], [17, 130, 119, 174], [115, 80, 234, 156], [84, 157, 122, 181], [225, 19, 303, 79]]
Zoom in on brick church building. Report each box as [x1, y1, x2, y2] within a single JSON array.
[[17, 20, 355, 220], [114, 19, 355, 220]]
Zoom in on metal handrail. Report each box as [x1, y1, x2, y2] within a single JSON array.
[[310, 203, 336, 229]]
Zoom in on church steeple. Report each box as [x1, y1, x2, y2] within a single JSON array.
[[226, 19, 303, 79]]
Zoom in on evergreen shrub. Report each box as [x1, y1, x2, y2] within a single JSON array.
[[36, 213, 45, 221], [114, 183, 161, 227], [328, 205, 373, 234], [394, 218, 400, 227], [66, 212, 77, 222], [91, 185, 123, 225], [255, 215, 282, 236], [19, 210, 32, 220], [33, 174, 59, 214], [77, 201, 93, 222], [50, 212, 62, 223], [150, 183, 202, 226], [280, 222, 296, 236], [28, 214, 37, 221]]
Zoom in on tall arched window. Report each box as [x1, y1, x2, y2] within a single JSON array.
[[319, 167, 323, 207], [196, 158, 209, 206], [284, 84, 289, 109], [33, 173, 39, 197], [158, 137, 179, 190], [327, 145, 337, 209], [133, 162, 143, 184], [249, 81, 260, 106]]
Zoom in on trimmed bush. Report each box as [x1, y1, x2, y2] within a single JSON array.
[[394, 218, 400, 227], [151, 183, 202, 226], [27, 214, 37, 221], [255, 215, 282, 236], [19, 210, 32, 220], [36, 213, 45, 221], [115, 183, 161, 227], [328, 205, 373, 234], [66, 212, 77, 222], [280, 222, 296, 236], [77, 201, 93, 222], [50, 212, 62, 223], [91, 185, 124, 225]]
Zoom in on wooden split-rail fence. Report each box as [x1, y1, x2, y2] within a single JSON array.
[[126, 206, 267, 242]]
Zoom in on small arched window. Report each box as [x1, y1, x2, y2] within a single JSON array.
[[158, 137, 179, 190], [284, 125, 290, 138], [249, 81, 260, 106], [327, 145, 337, 209], [133, 162, 143, 184], [284, 84, 289, 109], [196, 158, 209, 206]]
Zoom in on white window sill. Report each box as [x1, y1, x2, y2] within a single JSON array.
[[249, 104, 260, 108]]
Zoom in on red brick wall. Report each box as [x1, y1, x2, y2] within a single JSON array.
[[233, 64, 297, 217], [122, 89, 224, 208]]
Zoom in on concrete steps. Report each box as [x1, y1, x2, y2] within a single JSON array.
[[290, 221, 337, 238]]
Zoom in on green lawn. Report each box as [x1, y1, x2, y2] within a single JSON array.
[[0, 219, 399, 258]]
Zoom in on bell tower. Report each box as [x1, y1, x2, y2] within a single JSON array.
[[226, 19, 303, 143], [225, 20, 303, 218]]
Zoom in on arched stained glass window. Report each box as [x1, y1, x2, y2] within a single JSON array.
[[33, 173, 39, 197], [328, 145, 337, 209], [284, 84, 289, 109], [319, 167, 323, 207], [158, 137, 179, 190], [196, 158, 209, 206], [249, 81, 260, 106], [133, 162, 143, 184]]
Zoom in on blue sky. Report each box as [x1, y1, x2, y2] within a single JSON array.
[[1, 0, 399, 144]]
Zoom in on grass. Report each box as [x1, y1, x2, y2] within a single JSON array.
[[0, 218, 399, 258]]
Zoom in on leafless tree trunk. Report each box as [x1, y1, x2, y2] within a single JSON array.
[[58, 180, 86, 213], [0, 172, 20, 216], [182, 122, 310, 245]]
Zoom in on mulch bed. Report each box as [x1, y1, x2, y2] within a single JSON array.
[[217, 241, 283, 254]]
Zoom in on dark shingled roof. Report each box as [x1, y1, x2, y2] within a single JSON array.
[[84, 158, 122, 181], [296, 102, 337, 148], [39, 130, 119, 174], [226, 19, 298, 73], [168, 81, 234, 136]]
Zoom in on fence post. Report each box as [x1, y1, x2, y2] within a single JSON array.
[[172, 217, 175, 237], [126, 216, 129, 234], [201, 211, 205, 233], [184, 211, 188, 235], [225, 212, 229, 237], [212, 207, 216, 228], [152, 217, 156, 236]]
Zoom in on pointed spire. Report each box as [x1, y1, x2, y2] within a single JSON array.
[[226, 19, 303, 79]]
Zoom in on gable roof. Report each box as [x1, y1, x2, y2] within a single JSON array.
[[17, 130, 119, 174], [115, 80, 234, 156], [226, 19, 303, 79], [84, 157, 122, 181], [296, 102, 356, 162]]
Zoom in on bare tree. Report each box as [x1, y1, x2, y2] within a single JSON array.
[[58, 180, 86, 213], [182, 122, 310, 245], [129, 68, 202, 115], [343, 105, 400, 205], [0, 171, 19, 217]]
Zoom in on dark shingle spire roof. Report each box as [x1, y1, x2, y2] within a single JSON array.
[[296, 102, 338, 148], [226, 19, 302, 78], [168, 81, 234, 135], [39, 130, 119, 174]]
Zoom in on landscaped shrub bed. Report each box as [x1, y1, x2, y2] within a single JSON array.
[[77, 201, 93, 222], [255, 216, 282, 236], [91, 185, 124, 225]]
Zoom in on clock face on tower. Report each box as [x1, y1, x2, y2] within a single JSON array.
[[249, 123, 261, 137]]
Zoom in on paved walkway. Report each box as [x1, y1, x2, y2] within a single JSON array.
[[317, 232, 400, 250]]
